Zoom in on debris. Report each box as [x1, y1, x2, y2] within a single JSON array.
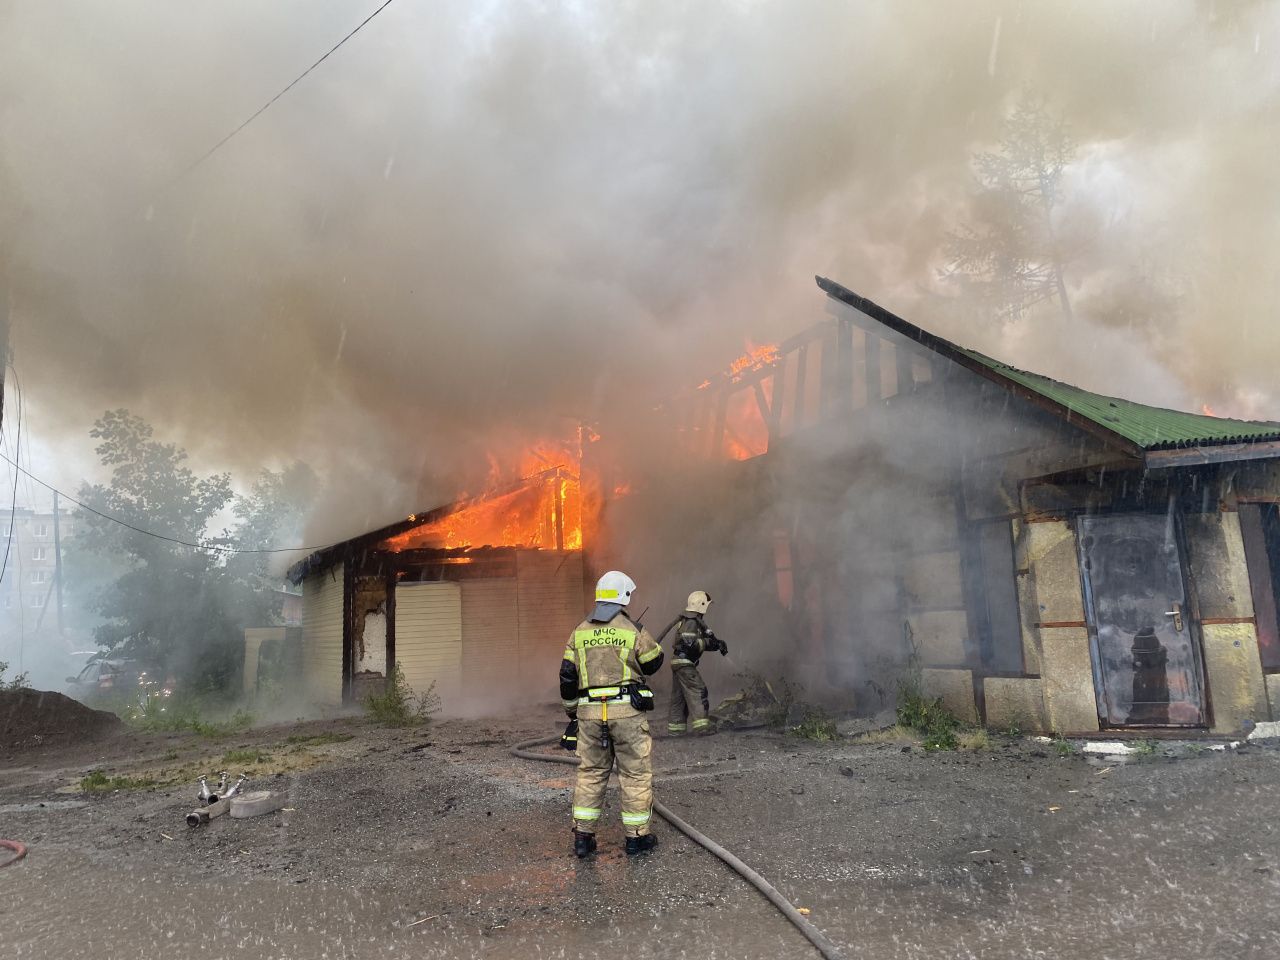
[[407, 914, 441, 927], [160, 833, 174, 841], [968, 849, 992, 855], [1246, 721, 1280, 742], [1095, 766, 1113, 776], [1082, 741, 1137, 756], [1048, 806, 1061, 813], [838, 766, 856, 777], [796, 907, 811, 916]]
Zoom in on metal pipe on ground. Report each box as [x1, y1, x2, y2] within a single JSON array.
[[509, 735, 848, 960]]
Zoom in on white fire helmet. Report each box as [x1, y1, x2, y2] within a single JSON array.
[[686, 590, 712, 614], [595, 570, 636, 606]]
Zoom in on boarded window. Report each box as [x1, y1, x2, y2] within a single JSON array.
[[1238, 503, 1280, 671], [967, 520, 1024, 674]]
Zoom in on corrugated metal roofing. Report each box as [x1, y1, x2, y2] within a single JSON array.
[[959, 348, 1280, 451]]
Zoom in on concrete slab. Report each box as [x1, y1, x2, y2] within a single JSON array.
[[1039, 626, 1099, 733], [1024, 520, 1084, 624], [1202, 622, 1268, 733], [1246, 720, 1280, 741], [908, 610, 968, 667], [902, 550, 964, 609], [1267, 674, 1280, 721], [983, 678, 1048, 733], [921, 668, 979, 724], [1185, 512, 1254, 621]]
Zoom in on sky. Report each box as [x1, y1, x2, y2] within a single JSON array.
[[1, 0, 1278, 544]]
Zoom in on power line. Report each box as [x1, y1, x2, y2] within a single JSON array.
[[178, 0, 398, 180], [0, 452, 330, 556]]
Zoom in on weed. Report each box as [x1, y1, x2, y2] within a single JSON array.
[[957, 729, 990, 751], [1131, 739, 1157, 756], [1054, 736, 1076, 757], [896, 684, 961, 751], [162, 750, 180, 761], [80, 769, 159, 793], [792, 706, 838, 741], [0, 660, 30, 691], [858, 724, 921, 746], [999, 718, 1026, 738], [284, 732, 355, 746], [365, 664, 440, 727]]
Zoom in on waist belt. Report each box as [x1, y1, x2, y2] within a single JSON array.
[[578, 685, 633, 706]]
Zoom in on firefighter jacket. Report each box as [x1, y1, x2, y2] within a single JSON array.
[[559, 611, 664, 720], [670, 613, 724, 667]]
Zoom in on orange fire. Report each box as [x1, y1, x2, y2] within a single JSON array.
[[728, 341, 781, 382], [1201, 403, 1218, 417], [381, 440, 584, 552], [719, 341, 780, 460]]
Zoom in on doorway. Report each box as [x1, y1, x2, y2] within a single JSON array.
[[1078, 514, 1206, 727]]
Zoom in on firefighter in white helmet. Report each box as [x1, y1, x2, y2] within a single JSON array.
[[657, 590, 728, 736], [559, 570, 664, 857]]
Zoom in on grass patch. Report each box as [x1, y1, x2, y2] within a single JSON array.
[[1131, 739, 1157, 756], [79, 769, 160, 793], [792, 706, 838, 741], [221, 748, 269, 766], [365, 664, 440, 727], [957, 729, 990, 751], [896, 686, 961, 751], [858, 724, 922, 746], [1054, 736, 1076, 757], [284, 732, 355, 746]]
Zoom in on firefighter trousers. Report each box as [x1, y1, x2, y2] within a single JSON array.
[[572, 713, 653, 837], [668, 663, 711, 734]]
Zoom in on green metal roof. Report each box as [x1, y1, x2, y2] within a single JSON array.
[[959, 348, 1280, 451]]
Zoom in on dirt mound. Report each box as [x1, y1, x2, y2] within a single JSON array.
[[0, 689, 123, 749]]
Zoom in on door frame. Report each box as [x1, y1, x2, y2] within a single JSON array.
[[1075, 508, 1211, 730]]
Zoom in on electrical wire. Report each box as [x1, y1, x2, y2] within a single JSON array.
[[178, 0, 398, 179], [0, 453, 331, 557]]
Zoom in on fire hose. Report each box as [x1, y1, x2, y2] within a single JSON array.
[[0, 839, 28, 868], [510, 735, 848, 960]]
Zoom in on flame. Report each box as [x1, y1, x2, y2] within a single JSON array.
[[382, 439, 584, 552], [727, 341, 781, 382], [1201, 403, 1218, 417]]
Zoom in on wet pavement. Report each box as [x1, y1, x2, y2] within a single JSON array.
[[2, 709, 1278, 958]]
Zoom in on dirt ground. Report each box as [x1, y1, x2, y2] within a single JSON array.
[[2, 703, 1278, 960]]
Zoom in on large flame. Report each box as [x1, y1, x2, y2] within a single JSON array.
[[720, 341, 780, 460], [381, 440, 584, 552]]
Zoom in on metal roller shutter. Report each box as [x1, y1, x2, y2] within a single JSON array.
[[395, 581, 463, 710], [461, 578, 520, 701], [302, 564, 344, 707]]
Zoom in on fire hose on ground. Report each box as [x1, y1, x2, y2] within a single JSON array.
[[0, 839, 28, 868], [510, 735, 849, 960]]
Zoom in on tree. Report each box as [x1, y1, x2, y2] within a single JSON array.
[[943, 96, 1079, 324], [73, 410, 316, 691]]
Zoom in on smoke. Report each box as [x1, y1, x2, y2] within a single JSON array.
[[2, 1, 1278, 547]]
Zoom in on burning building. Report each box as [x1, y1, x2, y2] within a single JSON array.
[[292, 276, 1280, 736], [287, 460, 587, 713], [604, 277, 1280, 735]]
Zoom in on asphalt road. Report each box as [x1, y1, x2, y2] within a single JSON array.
[[2, 708, 1277, 959]]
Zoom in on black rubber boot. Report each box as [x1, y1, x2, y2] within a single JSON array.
[[573, 831, 597, 859], [625, 834, 657, 856]]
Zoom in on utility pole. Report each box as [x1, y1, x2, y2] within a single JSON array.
[[53, 490, 64, 634]]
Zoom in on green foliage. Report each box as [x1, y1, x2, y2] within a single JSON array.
[[1132, 739, 1157, 756], [897, 685, 961, 752], [792, 706, 838, 741], [122, 691, 254, 738], [71, 410, 316, 692], [0, 660, 31, 690], [79, 769, 158, 793], [365, 664, 440, 727], [1054, 736, 1076, 757]]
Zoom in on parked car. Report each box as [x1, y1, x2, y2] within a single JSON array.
[[65, 658, 163, 693]]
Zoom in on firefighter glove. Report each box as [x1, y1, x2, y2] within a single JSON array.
[[560, 719, 579, 751]]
